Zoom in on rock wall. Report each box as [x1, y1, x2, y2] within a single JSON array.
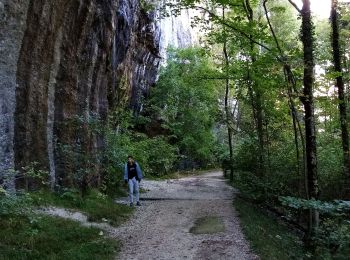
[[0, 0, 162, 189], [0, 0, 30, 191], [158, 8, 200, 59], [0, 0, 197, 190]]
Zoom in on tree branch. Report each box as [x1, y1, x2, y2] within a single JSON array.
[[193, 5, 276, 55], [243, 0, 253, 20], [263, 1, 301, 96], [198, 76, 235, 80], [287, 0, 301, 13], [263, 0, 283, 55]]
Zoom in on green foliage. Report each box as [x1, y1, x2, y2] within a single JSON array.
[[21, 162, 49, 187], [0, 183, 130, 259], [149, 47, 221, 167], [317, 133, 344, 199], [52, 109, 177, 194], [55, 113, 105, 195], [29, 189, 133, 226], [280, 196, 350, 258], [140, 0, 156, 12], [0, 193, 29, 216], [81, 190, 132, 226], [0, 215, 119, 259], [137, 136, 178, 176], [280, 197, 350, 215], [314, 218, 350, 259], [0, 188, 122, 259], [12, 161, 50, 191], [231, 169, 299, 204], [104, 116, 177, 179], [232, 135, 260, 172], [234, 197, 305, 260], [166, 0, 350, 257]]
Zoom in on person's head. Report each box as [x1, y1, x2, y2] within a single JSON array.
[[128, 155, 134, 164]]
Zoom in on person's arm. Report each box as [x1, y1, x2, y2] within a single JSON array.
[[135, 162, 143, 181]]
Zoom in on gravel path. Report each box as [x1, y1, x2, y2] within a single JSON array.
[[112, 171, 258, 260]]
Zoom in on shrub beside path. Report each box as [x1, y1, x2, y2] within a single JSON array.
[[113, 171, 258, 260]]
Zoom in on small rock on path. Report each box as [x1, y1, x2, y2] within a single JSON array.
[[112, 171, 258, 260]]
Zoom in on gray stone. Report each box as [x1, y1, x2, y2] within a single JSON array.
[[6, 0, 163, 189], [0, 0, 30, 191], [0, 2, 4, 16], [0, 0, 199, 191]]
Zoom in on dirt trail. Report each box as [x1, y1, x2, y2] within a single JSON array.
[[112, 171, 258, 260]]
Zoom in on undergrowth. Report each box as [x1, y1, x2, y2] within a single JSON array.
[[234, 197, 305, 260], [0, 187, 132, 259], [0, 214, 119, 259], [29, 189, 133, 226]]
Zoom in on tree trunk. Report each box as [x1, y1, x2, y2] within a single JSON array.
[[284, 65, 307, 198], [256, 90, 265, 174], [244, 0, 265, 175], [331, 0, 350, 184], [300, 0, 319, 248], [264, 0, 308, 197], [222, 7, 234, 181], [265, 120, 271, 173]]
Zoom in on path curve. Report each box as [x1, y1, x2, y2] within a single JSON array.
[[112, 171, 258, 260]]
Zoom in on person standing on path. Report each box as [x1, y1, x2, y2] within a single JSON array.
[[124, 155, 143, 206]]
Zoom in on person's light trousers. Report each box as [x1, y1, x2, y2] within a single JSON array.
[[128, 177, 139, 203]]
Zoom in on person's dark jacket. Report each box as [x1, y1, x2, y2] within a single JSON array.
[[124, 162, 143, 182]]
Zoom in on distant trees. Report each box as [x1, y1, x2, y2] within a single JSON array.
[[164, 0, 350, 256], [330, 0, 350, 180], [149, 48, 221, 167]]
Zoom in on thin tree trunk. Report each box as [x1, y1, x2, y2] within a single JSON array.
[[244, 0, 265, 175], [331, 0, 350, 181], [264, 0, 308, 198], [246, 66, 258, 125], [284, 66, 307, 198], [223, 7, 234, 181], [256, 91, 265, 174], [287, 84, 301, 185], [265, 120, 271, 173], [236, 101, 242, 131], [300, 0, 319, 247], [343, 56, 349, 104]]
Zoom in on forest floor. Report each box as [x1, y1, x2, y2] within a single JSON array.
[[113, 171, 258, 260], [43, 171, 258, 259]]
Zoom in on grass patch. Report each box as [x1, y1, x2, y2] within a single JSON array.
[[190, 216, 225, 234], [235, 197, 304, 260], [0, 214, 119, 259], [30, 189, 133, 226]]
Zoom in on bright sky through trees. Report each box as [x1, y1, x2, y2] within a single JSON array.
[[295, 0, 349, 19], [310, 0, 331, 18]]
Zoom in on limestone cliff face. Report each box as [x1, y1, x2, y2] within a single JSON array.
[[0, 0, 30, 191], [1, 0, 162, 189], [158, 8, 200, 59], [0, 0, 197, 190]]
